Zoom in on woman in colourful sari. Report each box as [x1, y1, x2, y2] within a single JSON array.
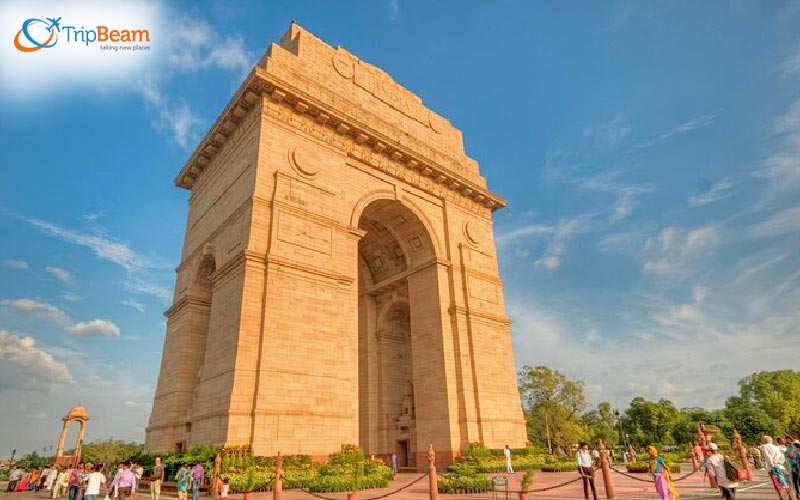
[[649, 445, 679, 500]]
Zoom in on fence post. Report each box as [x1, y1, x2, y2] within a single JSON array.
[[428, 444, 438, 500], [272, 452, 283, 500], [597, 440, 616, 499]]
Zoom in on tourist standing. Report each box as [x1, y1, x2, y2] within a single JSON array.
[[46, 465, 58, 492], [150, 457, 164, 500], [218, 479, 229, 500], [576, 443, 598, 500], [175, 464, 192, 500], [83, 465, 107, 500], [787, 438, 800, 497], [68, 463, 85, 500], [761, 436, 794, 500], [648, 445, 679, 500], [390, 451, 398, 474], [109, 462, 135, 500], [503, 445, 514, 474], [705, 443, 738, 500], [191, 462, 204, 500]]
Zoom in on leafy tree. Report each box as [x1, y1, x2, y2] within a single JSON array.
[[16, 451, 52, 469], [728, 370, 800, 436], [81, 439, 145, 467], [582, 402, 619, 447], [518, 365, 586, 454], [623, 397, 680, 445]]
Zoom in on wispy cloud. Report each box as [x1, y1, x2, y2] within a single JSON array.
[[732, 253, 789, 285], [630, 113, 718, 152], [123, 298, 146, 313], [82, 211, 105, 221], [642, 225, 719, 277], [20, 215, 147, 271], [45, 266, 73, 285], [748, 204, 800, 238], [755, 97, 800, 190], [780, 44, 800, 79], [15, 213, 169, 301], [534, 218, 587, 270], [138, 74, 201, 150], [388, 0, 400, 20], [689, 177, 735, 207], [3, 259, 29, 270], [496, 223, 555, 247], [62, 292, 81, 302]]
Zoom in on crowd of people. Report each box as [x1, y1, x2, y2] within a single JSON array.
[[2, 459, 228, 500]]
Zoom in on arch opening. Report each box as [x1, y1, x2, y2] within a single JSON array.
[[357, 199, 435, 470]]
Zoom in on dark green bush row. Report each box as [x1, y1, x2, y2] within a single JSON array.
[[540, 462, 578, 472]]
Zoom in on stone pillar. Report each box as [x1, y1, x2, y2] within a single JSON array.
[[428, 445, 438, 500], [597, 440, 615, 499], [732, 430, 752, 481], [55, 421, 68, 456]]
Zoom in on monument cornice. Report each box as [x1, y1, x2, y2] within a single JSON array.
[[175, 68, 507, 212]]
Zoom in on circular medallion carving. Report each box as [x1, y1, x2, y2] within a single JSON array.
[[463, 222, 479, 246], [289, 147, 320, 178], [333, 53, 354, 79]]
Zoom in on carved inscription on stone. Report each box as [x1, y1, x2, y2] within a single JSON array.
[[277, 211, 333, 255], [467, 275, 499, 306]]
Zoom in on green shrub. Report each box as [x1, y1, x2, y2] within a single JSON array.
[[0, 469, 9, 481], [437, 474, 493, 494], [540, 462, 578, 472]]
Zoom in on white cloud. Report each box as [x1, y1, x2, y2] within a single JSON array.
[[82, 211, 105, 221], [62, 292, 81, 302], [20, 215, 147, 271], [0, 298, 71, 325], [388, 0, 400, 20], [17, 213, 168, 301], [685, 227, 719, 253], [3, 259, 29, 270], [534, 218, 587, 271], [643, 226, 719, 277], [125, 278, 171, 302], [123, 298, 146, 313], [138, 74, 201, 150], [611, 188, 637, 221], [756, 97, 800, 190], [749, 205, 800, 238], [689, 177, 735, 207], [0, 330, 75, 390], [631, 113, 718, 151], [45, 266, 73, 285], [68, 319, 121, 337], [732, 253, 789, 285], [692, 285, 708, 304], [780, 44, 800, 79], [496, 223, 555, 247]]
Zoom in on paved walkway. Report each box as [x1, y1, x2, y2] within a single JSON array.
[[0, 467, 785, 500]]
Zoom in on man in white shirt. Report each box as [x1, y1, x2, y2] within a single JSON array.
[[503, 445, 514, 474], [576, 443, 598, 500], [705, 443, 738, 500], [83, 464, 107, 500], [761, 435, 793, 500]]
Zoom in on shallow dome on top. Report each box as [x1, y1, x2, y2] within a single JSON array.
[[63, 404, 90, 420]]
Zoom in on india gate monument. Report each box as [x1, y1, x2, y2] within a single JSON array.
[[145, 23, 526, 469]]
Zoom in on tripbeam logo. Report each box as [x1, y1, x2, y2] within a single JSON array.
[[13, 16, 151, 53]]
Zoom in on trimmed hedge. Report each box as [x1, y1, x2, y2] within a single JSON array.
[[437, 474, 493, 494], [626, 462, 681, 474], [540, 462, 579, 473]]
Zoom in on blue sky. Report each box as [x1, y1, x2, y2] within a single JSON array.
[[1, 1, 799, 456]]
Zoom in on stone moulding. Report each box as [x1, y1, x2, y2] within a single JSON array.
[[174, 67, 506, 213]]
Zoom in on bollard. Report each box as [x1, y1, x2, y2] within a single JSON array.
[[428, 444, 438, 500], [596, 440, 616, 499], [732, 430, 752, 481], [273, 452, 283, 500]]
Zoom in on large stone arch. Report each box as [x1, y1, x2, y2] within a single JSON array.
[[146, 23, 528, 467]]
